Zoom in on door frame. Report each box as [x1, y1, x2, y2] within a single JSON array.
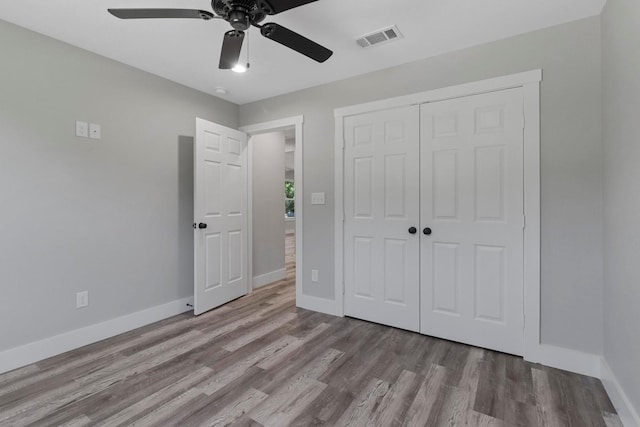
[[334, 70, 542, 361], [240, 115, 304, 300]]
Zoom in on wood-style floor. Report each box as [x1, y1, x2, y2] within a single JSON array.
[[0, 235, 621, 427]]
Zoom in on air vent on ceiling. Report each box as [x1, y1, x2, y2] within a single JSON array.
[[356, 25, 403, 48]]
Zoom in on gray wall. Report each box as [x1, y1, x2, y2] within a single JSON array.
[[251, 132, 286, 279], [0, 19, 238, 351], [602, 0, 640, 412], [240, 17, 604, 354]]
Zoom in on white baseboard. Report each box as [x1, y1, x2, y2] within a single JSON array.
[[524, 343, 602, 378], [253, 268, 286, 289], [601, 358, 640, 427], [0, 297, 193, 375], [296, 293, 343, 317]]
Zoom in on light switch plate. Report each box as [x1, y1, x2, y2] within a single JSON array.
[[89, 123, 101, 140], [75, 121, 88, 138], [311, 192, 325, 205]]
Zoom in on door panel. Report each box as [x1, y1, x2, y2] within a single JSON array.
[[420, 88, 524, 355], [343, 105, 420, 332], [194, 118, 248, 315], [432, 242, 459, 316]]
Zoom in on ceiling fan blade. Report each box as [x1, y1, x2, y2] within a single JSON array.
[[219, 31, 245, 69], [108, 9, 214, 20], [260, 23, 332, 63], [264, 0, 318, 14]]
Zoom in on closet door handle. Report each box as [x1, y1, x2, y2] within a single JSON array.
[[423, 227, 432, 235], [408, 227, 417, 234], [198, 223, 208, 229]]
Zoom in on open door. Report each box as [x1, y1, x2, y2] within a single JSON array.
[[194, 118, 249, 315]]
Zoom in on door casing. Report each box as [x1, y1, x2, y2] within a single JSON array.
[[334, 70, 542, 362], [240, 116, 304, 301]]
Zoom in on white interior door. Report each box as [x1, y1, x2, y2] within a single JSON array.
[[420, 88, 525, 355], [343, 105, 420, 332], [194, 118, 248, 315]]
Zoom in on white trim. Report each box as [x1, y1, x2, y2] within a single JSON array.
[[334, 70, 544, 360], [601, 358, 640, 427], [253, 268, 287, 289], [297, 293, 343, 317], [335, 70, 542, 118], [0, 297, 193, 375], [525, 344, 602, 378], [522, 81, 542, 361], [240, 116, 304, 135], [247, 134, 254, 293], [240, 115, 304, 305], [334, 115, 345, 317]]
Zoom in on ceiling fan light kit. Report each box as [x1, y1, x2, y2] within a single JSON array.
[[107, 0, 333, 71], [232, 63, 248, 73]]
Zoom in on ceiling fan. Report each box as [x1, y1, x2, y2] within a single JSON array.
[[108, 0, 333, 70]]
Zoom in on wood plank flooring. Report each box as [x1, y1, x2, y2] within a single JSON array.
[[0, 234, 620, 426]]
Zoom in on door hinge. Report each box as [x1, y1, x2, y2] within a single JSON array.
[[341, 212, 345, 222], [521, 114, 526, 130], [521, 215, 526, 229]]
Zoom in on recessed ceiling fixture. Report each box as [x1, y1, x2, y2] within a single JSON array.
[[214, 87, 228, 95], [356, 25, 403, 48], [107, 1, 333, 70]]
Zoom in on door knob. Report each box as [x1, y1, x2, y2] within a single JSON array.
[[408, 227, 417, 234], [198, 223, 208, 229], [423, 227, 432, 235]]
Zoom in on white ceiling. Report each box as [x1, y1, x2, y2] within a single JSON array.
[[0, 0, 605, 105]]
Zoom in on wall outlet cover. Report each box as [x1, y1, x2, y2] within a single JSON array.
[[76, 291, 89, 308], [89, 123, 101, 140]]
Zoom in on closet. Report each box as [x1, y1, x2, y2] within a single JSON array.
[[339, 86, 526, 356]]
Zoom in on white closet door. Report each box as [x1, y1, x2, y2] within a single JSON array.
[[420, 88, 525, 355], [343, 105, 420, 332], [194, 118, 248, 316]]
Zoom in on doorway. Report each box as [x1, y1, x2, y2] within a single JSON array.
[[241, 116, 304, 303]]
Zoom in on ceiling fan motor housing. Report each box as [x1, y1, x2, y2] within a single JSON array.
[[212, 0, 271, 26], [229, 10, 250, 30]]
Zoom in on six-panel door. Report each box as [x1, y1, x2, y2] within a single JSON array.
[[343, 105, 421, 332], [420, 88, 525, 355], [194, 118, 248, 316]]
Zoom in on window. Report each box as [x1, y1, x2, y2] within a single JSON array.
[[285, 180, 295, 218]]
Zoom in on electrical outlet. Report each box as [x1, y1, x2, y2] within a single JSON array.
[[311, 269, 319, 282], [76, 291, 89, 308], [89, 123, 101, 140]]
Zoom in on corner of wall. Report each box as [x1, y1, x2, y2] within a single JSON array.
[[601, 358, 640, 427]]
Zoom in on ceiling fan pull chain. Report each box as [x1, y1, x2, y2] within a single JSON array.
[[247, 30, 251, 69]]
